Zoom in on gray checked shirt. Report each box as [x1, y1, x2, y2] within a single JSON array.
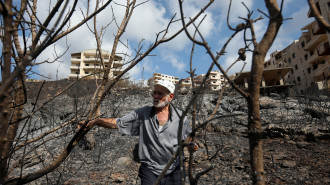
[[116, 105, 191, 175]]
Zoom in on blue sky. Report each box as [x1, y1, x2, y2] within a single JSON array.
[[28, 0, 313, 83]]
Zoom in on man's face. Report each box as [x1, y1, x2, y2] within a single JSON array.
[[152, 85, 173, 108]]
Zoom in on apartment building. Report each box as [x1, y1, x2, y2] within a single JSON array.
[[207, 71, 227, 91], [148, 73, 179, 86], [179, 71, 228, 92], [264, 1, 330, 93], [180, 77, 193, 91], [70, 49, 123, 79]]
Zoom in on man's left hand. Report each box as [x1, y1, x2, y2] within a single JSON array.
[[187, 143, 199, 153]]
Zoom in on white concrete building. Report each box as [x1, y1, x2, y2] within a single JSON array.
[[264, 1, 330, 93], [180, 77, 193, 91], [207, 71, 227, 91], [148, 73, 179, 87], [180, 71, 227, 91], [70, 49, 123, 79]]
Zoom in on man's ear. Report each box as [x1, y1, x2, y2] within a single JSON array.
[[168, 93, 174, 101]]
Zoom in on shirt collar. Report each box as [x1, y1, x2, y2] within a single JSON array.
[[151, 105, 173, 122]]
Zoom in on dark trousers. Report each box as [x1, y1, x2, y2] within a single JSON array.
[[138, 164, 183, 185]]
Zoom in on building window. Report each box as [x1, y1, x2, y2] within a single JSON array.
[[301, 41, 305, 48], [288, 58, 291, 63], [295, 64, 298, 70], [292, 53, 296, 59], [291, 69, 294, 74], [86, 64, 89, 66], [304, 54, 308, 61], [297, 76, 301, 82], [320, 60, 325, 64], [313, 64, 318, 70], [308, 67, 311, 74], [310, 50, 314, 56], [85, 71, 89, 74]]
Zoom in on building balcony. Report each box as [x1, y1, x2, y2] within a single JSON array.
[[309, 52, 327, 65], [210, 71, 218, 75], [301, 31, 311, 38], [153, 74, 162, 78], [69, 74, 81, 78], [111, 68, 124, 73], [154, 76, 162, 80], [83, 57, 97, 61], [70, 66, 80, 69], [112, 60, 123, 67], [71, 58, 81, 62], [312, 22, 326, 35], [275, 51, 282, 60], [313, 61, 329, 82], [209, 82, 221, 86], [317, 41, 330, 56], [208, 76, 218, 80], [83, 65, 103, 69], [305, 34, 327, 50]]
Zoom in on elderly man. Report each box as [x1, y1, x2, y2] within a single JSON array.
[[83, 80, 196, 185]]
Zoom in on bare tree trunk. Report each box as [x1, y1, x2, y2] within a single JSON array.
[[0, 1, 14, 183], [247, 53, 265, 184], [247, 1, 283, 184]]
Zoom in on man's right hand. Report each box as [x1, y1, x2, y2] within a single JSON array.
[[77, 119, 98, 130], [78, 118, 117, 130]]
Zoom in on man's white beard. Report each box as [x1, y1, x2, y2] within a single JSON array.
[[153, 96, 170, 108]]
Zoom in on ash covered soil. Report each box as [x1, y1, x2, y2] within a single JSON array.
[[63, 128, 329, 185], [23, 87, 329, 185]]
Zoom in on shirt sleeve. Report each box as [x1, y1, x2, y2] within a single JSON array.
[[182, 117, 192, 140], [116, 109, 143, 136]]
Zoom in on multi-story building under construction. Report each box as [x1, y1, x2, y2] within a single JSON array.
[[70, 49, 123, 79], [264, 0, 329, 94]]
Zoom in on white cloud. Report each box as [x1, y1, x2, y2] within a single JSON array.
[[35, 42, 71, 80], [160, 52, 186, 72], [212, 0, 254, 23], [23, 0, 312, 82], [125, 1, 168, 41], [127, 57, 159, 80], [282, 5, 311, 36]]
